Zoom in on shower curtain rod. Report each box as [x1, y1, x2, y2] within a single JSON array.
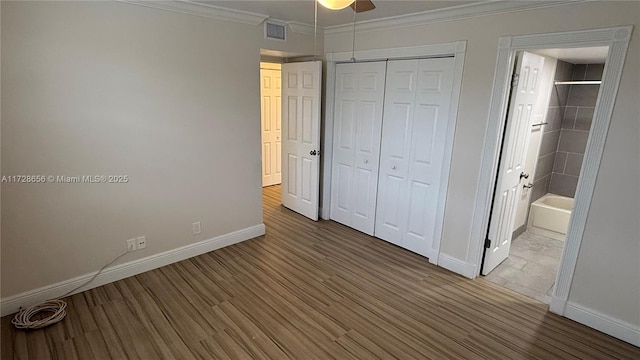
[[554, 80, 601, 85]]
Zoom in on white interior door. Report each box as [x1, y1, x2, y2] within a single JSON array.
[[260, 64, 282, 187], [513, 57, 556, 232], [482, 52, 545, 275], [281, 61, 322, 221], [375, 57, 455, 257], [330, 61, 387, 235]]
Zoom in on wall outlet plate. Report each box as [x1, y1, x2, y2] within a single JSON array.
[[136, 236, 146, 249], [127, 238, 137, 252], [192, 221, 201, 235]]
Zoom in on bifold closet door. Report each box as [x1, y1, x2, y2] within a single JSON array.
[[375, 58, 455, 256], [330, 62, 387, 235]]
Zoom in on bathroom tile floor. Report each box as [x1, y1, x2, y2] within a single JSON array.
[[484, 232, 564, 304]]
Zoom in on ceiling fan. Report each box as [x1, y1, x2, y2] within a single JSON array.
[[318, 0, 376, 13]]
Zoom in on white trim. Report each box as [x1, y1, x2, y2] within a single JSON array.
[[288, 21, 323, 36], [322, 41, 467, 267], [0, 224, 265, 317], [119, 1, 268, 25], [437, 254, 476, 279], [468, 25, 633, 334], [326, 42, 462, 62], [431, 41, 467, 264], [554, 80, 601, 85], [118, 1, 587, 33], [321, 60, 337, 221], [324, 1, 587, 35], [564, 302, 640, 346], [549, 296, 567, 315]]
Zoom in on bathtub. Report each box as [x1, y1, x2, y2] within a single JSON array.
[[527, 193, 574, 241]]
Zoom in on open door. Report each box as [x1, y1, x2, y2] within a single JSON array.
[[260, 63, 282, 187], [281, 61, 322, 221], [482, 52, 545, 275]]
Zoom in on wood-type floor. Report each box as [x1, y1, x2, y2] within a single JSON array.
[[2, 185, 638, 359]]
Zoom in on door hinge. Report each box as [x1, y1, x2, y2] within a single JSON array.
[[484, 238, 492, 249], [511, 73, 519, 88]]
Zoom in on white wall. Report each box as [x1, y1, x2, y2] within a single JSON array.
[[325, 1, 639, 329], [567, 27, 639, 324], [1, 1, 320, 299]]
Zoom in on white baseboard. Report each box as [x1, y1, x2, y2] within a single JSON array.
[[437, 253, 476, 279], [564, 301, 640, 347], [549, 296, 567, 315], [0, 224, 265, 317]]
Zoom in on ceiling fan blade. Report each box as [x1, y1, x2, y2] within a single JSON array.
[[350, 0, 376, 13]]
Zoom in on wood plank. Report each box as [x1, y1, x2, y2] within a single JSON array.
[[1, 185, 638, 360]]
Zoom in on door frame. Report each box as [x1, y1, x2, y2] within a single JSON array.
[[259, 62, 282, 187], [281, 61, 323, 221], [481, 51, 547, 276], [322, 41, 467, 264], [468, 26, 633, 315]]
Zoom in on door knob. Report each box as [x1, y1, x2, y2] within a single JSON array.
[[309, 150, 319, 156], [363, 159, 368, 163], [520, 172, 530, 180], [391, 165, 397, 170], [523, 183, 534, 189]]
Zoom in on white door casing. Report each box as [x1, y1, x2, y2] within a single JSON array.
[[482, 52, 545, 275], [260, 64, 282, 187], [330, 62, 387, 235], [375, 58, 455, 257], [281, 61, 322, 221]]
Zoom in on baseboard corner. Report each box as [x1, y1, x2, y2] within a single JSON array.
[[549, 296, 566, 315], [438, 253, 475, 279]]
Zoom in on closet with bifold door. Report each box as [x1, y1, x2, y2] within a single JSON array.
[[330, 57, 455, 258]]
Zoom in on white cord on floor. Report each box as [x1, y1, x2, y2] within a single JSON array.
[[11, 249, 129, 330], [10, 300, 67, 330]]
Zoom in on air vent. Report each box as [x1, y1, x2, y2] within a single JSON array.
[[265, 22, 286, 41]]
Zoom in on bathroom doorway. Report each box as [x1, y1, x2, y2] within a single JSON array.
[[482, 46, 607, 303]]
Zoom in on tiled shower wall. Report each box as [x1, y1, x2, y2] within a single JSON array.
[[530, 60, 572, 203], [549, 63, 603, 197], [531, 61, 602, 201]]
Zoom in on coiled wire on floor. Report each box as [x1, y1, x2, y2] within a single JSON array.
[[10, 300, 67, 330], [11, 250, 128, 330]]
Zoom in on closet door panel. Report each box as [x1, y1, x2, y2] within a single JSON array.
[[375, 173, 404, 245], [402, 58, 454, 256], [376, 58, 455, 257], [335, 164, 352, 212], [330, 67, 357, 225], [354, 168, 374, 219], [330, 62, 387, 235], [375, 60, 418, 244]]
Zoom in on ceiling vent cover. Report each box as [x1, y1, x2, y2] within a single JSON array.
[[265, 22, 286, 41]]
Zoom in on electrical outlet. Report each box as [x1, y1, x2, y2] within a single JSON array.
[[192, 221, 201, 235], [136, 236, 147, 249], [127, 238, 137, 252]]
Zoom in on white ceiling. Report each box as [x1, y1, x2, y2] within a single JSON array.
[[191, 1, 607, 63], [534, 47, 609, 64], [195, 0, 479, 27]]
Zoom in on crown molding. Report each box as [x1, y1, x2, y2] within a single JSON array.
[[324, 0, 589, 35], [287, 21, 323, 36], [119, 1, 268, 25], [118, 1, 588, 35]]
